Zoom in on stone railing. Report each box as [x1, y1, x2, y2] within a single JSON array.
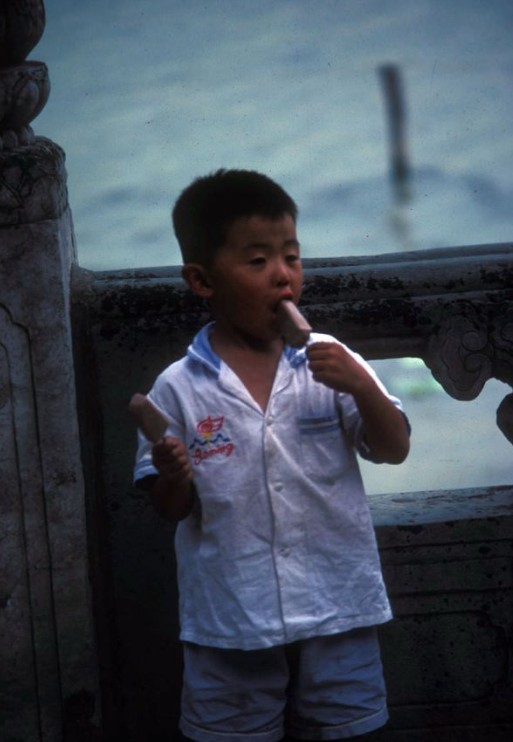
[[84, 243, 513, 440], [71, 249, 513, 741]]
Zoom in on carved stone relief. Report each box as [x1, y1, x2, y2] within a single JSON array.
[[0, 137, 68, 225], [0, 1, 46, 66], [0, 1, 49, 150], [425, 302, 513, 445], [496, 394, 513, 445], [426, 303, 492, 401]]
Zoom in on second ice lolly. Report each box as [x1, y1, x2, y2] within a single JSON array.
[[276, 300, 312, 347], [129, 393, 169, 443]]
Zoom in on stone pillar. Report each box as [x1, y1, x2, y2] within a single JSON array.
[[0, 3, 99, 740]]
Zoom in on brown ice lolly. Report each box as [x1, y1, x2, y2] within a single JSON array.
[[129, 393, 169, 443], [276, 300, 312, 347]]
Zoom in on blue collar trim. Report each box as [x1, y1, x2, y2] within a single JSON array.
[[187, 323, 221, 375], [187, 322, 308, 373]]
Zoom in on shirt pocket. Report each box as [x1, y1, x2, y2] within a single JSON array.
[[298, 415, 347, 483]]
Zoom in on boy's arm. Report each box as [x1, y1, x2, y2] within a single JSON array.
[[151, 437, 195, 521], [348, 375, 410, 464], [306, 341, 410, 464]]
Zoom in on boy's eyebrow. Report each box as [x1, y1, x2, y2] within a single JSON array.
[[244, 238, 301, 250]]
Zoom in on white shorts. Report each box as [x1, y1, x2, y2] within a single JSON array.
[[180, 627, 388, 741]]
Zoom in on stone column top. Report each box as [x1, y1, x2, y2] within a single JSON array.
[[0, 2, 50, 150], [0, 137, 68, 226]]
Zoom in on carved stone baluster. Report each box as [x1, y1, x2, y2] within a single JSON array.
[[497, 394, 513, 444], [0, 0, 49, 149], [425, 303, 513, 445], [425, 304, 492, 401]]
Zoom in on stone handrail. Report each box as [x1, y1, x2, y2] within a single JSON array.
[[80, 241, 513, 445]]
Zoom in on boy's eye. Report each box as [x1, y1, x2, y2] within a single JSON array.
[[249, 256, 266, 265], [286, 253, 300, 263]]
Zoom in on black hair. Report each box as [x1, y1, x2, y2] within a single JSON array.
[[172, 169, 298, 264]]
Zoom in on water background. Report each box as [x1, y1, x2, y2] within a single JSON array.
[[33, 0, 513, 493]]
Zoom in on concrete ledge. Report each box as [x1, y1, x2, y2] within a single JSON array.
[[372, 491, 513, 739], [370, 485, 513, 526]]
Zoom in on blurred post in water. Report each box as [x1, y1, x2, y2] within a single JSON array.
[[379, 63, 410, 203]]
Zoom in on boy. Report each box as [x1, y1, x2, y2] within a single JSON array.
[[134, 169, 410, 742]]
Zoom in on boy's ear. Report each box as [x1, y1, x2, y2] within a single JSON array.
[[182, 263, 214, 298]]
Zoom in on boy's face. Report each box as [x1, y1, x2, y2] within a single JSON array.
[[186, 213, 303, 346]]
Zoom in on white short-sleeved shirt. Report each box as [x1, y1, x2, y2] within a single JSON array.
[[134, 324, 405, 650]]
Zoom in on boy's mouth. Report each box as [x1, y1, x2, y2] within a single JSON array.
[[273, 294, 295, 313]]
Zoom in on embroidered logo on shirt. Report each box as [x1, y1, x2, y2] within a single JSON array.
[[189, 415, 235, 465]]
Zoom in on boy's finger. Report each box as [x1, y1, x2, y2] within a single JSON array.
[[307, 341, 331, 351]]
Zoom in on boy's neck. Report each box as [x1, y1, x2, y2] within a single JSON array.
[[211, 323, 282, 356], [210, 325, 283, 411]]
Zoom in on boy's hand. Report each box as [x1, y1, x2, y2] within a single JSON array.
[[306, 341, 373, 396], [152, 437, 192, 486], [306, 341, 410, 464], [151, 437, 195, 521]]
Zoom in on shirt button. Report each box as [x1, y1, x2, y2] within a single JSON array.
[[275, 482, 283, 492], [280, 547, 290, 557]]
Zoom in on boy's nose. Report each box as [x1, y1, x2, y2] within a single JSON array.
[[274, 259, 291, 285]]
